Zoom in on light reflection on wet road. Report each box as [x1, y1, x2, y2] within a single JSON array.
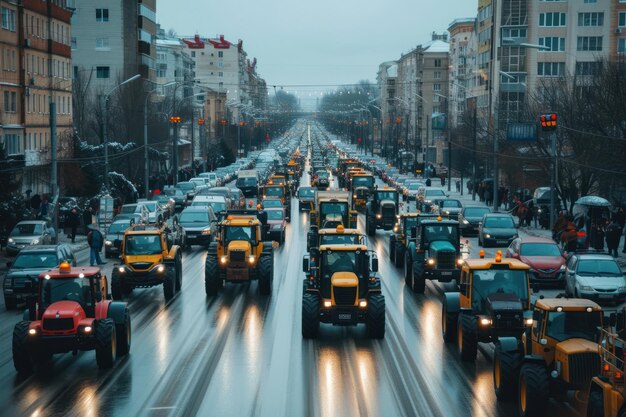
[[0, 125, 586, 417]]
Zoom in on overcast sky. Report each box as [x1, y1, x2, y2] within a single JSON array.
[[158, 0, 477, 105]]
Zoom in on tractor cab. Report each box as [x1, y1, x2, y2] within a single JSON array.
[[307, 224, 366, 252]]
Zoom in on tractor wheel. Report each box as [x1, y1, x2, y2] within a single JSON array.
[[617, 403, 626, 417], [457, 314, 478, 362], [404, 255, 413, 289], [518, 363, 549, 417], [412, 262, 426, 293], [301, 293, 320, 339], [441, 303, 458, 343], [389, 236, 396, 261], [366, 216, 375, 237], [587, 390, 603, 417], [258, 256, 273, 295], [115, 308, 131, 356], [175, 258, 182, 292], [111, 269, 123, 300], [205, 256, 220, 296], [163, 267, 175, 301], [366, 294, 385, 339], [12, 321, 33, 374], [95, 319, 117, 369], [493, 342, 522, 401], [394, 243, 404, 268]]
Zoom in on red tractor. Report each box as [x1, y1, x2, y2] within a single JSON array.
[[12, 262, 131, 373]]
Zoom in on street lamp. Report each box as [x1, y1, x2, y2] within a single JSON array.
[[434, 92, 452, 192], [171, 92, 207, 184], [102, 74, 141, 190]]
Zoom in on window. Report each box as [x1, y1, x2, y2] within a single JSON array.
[[96, 66, 110, 78], [537, 62, 565, 76], [578, 12, 604, 27], [71, 37, 77, 50], [433, 83, 441, 91], [2, 7, 16, 32], [191, 51, 196, 58], [4, 134, 20, 155], [433, 71, 441, 79], [433, 95, 440, 103], [434, 59, 442, 67], [619, 12, 626, 27], [96, 9, 109, 22], [538, 37, 565, 52], [619, 39, 626, 54], [575, 61, 602, 75], [539, 12, 566, 27], [218, 51, 223, 58], [4, 91, 16, 112], [577, 36, 603, 51], [584, 0, 597, 3], [95, 38, 109, 49], [218, 71, 223, 77]]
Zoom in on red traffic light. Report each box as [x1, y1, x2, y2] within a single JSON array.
[[169, 116, 181, 124], [539, 113, 557, 131]]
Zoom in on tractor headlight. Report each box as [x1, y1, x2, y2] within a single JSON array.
[[118, 266, 125, 273], [376, 214, 382, 219], [80, 325, 93, 333], [353, 194, 357, 199], [427, 258, 435, 266], [359, 300, 368, 308], [393, 226, 399, 233], [28, 328, 37, 336], [8, 238, 14, 244], [248, 255, 255, 265], [220, 255, 228, 264], [525, 318, 534, 326], [105, 240, 113, 246], [480, 318, 492, 326], [323, 300, 332, 308], [157, 264, 165, 273], [457, 258, 464, 266]]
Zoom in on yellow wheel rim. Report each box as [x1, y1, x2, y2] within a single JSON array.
[[520, 375, 527, 412], [494, 356, 501, 389]]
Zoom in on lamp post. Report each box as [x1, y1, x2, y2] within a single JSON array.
[[435, 92, 452, 192], [170, 92, 207, 184], [102, 74, 141, 190]]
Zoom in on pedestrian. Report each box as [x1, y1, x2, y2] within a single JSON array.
[[83, 207, 93, 235], [622, 223, 626, 254], [561, 221, 578, 252], [425, 178, 431, 187], [40, 194, 48, 218], [484, 189, 492, 207], [526, 200, 534, 227], [456, 180, 461, 193], [30, 193, 41, 218], [67, 207, 80, 243], [594, 223, 605, 251], [606, 219, 622, 257], [87, 224, 106, 266], [615, 207, 625, 229], [440, 175, 446, 187], [552, 211, 567, 241]]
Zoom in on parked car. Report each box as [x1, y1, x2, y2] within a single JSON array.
[[6, 220, 55, 256], [191, 195, 229, 217], [177, 206, 217, 247], [458, 206, 492, 236], [419, 188, 448, 203], [151, 193, 175, 218], [505, 237, 566, 286], [138, 200, 166, 225], [3, 244, 76, 309], [176, 181, 198, 204], [565, 252, 626, 302], [265, 207, 287, 244], [104, 218, 134, 258], [435, 199, 463, 220], [478, 213, 519, 247], [118, 203, 149, 224], [162, 186, 187, 211]]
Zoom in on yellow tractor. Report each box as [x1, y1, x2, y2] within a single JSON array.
[[492, 298, 604, 417], [204, 214, 274, 296]]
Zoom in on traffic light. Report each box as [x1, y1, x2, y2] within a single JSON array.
[[169, 116, 181, 124], [539, 113, 557, 131]]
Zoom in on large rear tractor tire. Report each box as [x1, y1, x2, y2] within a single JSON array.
[[404, 255, 413, 289], [366, 216, 375, 237], [163, 267, 175, 301], [389, 236, 396, 261], [366, 294, 386, 339], [95, 319, 117, 369], [204, 255, 219, 296], [115, 308, 132, 357], [493, 343, 522, 401], [111, 269, 123, 300], [175, 258, 182, 292], [301, 293, 320, 339], [394, 243, 404, 268], [12, 321, 33, 374], [258, 256, 273, 295], [518, 363, 549, 417], [441, 303, 458, 343], [457, 314, 478, 362], [412, 262, 426, 293]]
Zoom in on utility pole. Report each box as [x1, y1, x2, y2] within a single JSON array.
[[472, 103, 477, 201], [49, 99, 57, 198]]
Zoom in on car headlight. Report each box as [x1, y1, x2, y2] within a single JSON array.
[[393, 226, 399, 233], [202, 228, 212, 235], [457, 258, 464, 266], [8, 238, 14, 243], [31, 239, 40, 245], [118, 266, 125, 273], [524, 318, 534, 326], [376, 214, 382, 219], [462, 219, 469, 225], [427, 258, 435, 266], [445, 211, 450, 215], [105, 240, 113, 246], [484, 234, 491, 239], [580, 285, 594, 292], [353, 194, 357, 198]]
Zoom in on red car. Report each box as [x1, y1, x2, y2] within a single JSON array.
[[505, 237, 566, 286]]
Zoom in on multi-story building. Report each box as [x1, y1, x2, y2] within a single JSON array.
[[70, 0, 157, 92], [156, 30, 194, 91], [376, 61, 397, 157], [448, 18, 477, 128], [0, 0, 73, 194]]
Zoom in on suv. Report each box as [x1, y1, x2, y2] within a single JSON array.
[[12, 263, 131, 373], [111, 224, 183, 301], [458, 206, 492, 236], [365, 188, 400, 236], [301, 244, 384, 339], [478, 213, 518, 247], [104, 219, 134, 258], [564, 252, 626, 302], [138, 200, 166, 225], [162, 186, 187, 211], [404, 217, 462, 293], [178, 206, 217, 247], [204, 212, 274, 296], [3, 244, 76, 310], [6, 220, 55, 256], [442, 254, 532, 362]]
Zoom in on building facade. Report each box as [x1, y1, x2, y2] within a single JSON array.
[[0, 0, 73, 194]]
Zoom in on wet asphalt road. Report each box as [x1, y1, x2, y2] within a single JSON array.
[[0, 130, 588, 417]]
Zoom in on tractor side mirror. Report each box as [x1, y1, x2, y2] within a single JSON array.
[[371, 256, 378, 273], [302, 255, 310, 273]]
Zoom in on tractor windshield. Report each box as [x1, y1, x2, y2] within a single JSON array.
[[376, 191, 397, 201], [322, 250, 361, 278], [353, 176, 374, 188], [124, 234, 163, 255], [224, 226, 254, 242], [403, 217, 418, 234], [423, 224, 459, 243], [264, 186, 284, 197], [471, 269, 528, 313], [320, 234, 361, 246], [41, 276, 92, 309], [545, 311, 602, 342]]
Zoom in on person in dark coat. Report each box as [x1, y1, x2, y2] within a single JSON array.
[[67, 207, 80, 243], [30, 194, 41, 218], [87, 225, 105, 266], [83, 207, 93, 235], [606, 219, 622, 257]]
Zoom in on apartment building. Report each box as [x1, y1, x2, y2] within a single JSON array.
[[448, 18, 477, 128], [0, 0, 73, 194]]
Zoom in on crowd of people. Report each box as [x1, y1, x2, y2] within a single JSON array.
[[551, 208, 626, 256]]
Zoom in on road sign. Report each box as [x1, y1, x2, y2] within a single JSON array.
[[506, 122, 538, 142]]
